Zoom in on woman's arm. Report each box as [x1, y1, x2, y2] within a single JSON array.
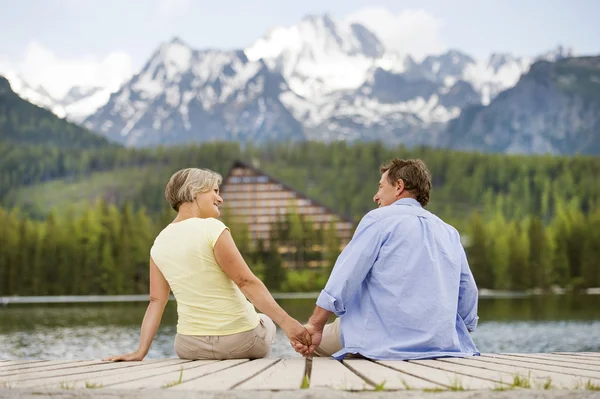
[[103, 257, 170, 361], [214, 230, 310, 346]]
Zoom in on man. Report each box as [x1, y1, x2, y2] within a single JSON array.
[[293, 158, 480, 360]]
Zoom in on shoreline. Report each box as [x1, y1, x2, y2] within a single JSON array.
[[1, 289, 599, 306]]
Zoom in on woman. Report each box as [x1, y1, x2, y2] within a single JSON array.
[[104, 168, 310, 361]]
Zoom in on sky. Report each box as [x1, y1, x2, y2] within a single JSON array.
[[1, 0, 599, 98]]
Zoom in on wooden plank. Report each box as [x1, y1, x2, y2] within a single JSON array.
[[377, 360, 501, 390], [492, 354, 600, 371], [343, 359, 442, 390], [479, 355, 600, 379], [0, 360, 90, 374], [410, 359, 518, 388], [0, 360, 108, 379], [505, 353, 600, 366], [550, 354, 600, 362], [310, 358, 372, 391], [12, 359, 191, 388], [172, 359, 277, 390], [103, 360, 232, 389], [441, 358, 600, 389], [0, 360, 49, 367], [235, 358, 305, 390], [553, 352, 600, 358]]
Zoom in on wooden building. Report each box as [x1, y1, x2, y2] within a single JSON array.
[[219, 161, 355, 268]]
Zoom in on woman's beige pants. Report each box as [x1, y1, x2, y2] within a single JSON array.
[[174, 314, 277, 360]]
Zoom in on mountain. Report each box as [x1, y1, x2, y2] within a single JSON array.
[[84, 38, 304, 147], [0, 76, 113, 149], [5, 73, 111, 123], [441, 56, 600, 155], [245, 14, 386, 99], [80, 14, 579, 150]]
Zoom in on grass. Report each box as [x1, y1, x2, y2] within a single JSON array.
[[4, 165, 164, 217], [84, 381, 103, 389], [512, 373, 532, 389], [448, 377, 465, 391], [422, 387, 445, 392], [58, 381, 75, 390], [373, 381, 386, 391], [401, 379, 412, 390], [541, 377, 553, 390], [300, 374, 310, 389], [586, 380, 600, 391], [161, 367, 184, 389]]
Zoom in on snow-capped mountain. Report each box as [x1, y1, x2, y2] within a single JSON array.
[[442, 56, 600, 155], [82, 14, 578, 149], [5, 72, 112, 123], [84, 38, 303, 147], [246, 14, 385, 99]]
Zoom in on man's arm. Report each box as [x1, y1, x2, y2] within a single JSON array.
[[458, 245, 479, 332], [299, 213, 384, 355], [316, 213, 384, 317]]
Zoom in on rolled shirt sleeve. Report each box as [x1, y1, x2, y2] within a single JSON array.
[[317, 212, 385, 316]]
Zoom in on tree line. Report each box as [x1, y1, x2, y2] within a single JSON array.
[[1, 141, 599, 294], [1, 196, 598, 297]]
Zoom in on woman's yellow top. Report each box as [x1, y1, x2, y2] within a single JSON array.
[[150, 218, 259, 336]]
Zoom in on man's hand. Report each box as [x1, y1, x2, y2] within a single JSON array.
[[291, 322, 323, 356], [103, 350, 145, 362], [305, 323, 323, 355]]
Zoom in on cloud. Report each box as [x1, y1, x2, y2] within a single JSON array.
[[345, 7, 446, 61], [156, 0, 192, 16], [3, 41, 133, 99]]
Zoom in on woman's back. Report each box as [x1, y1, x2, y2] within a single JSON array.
[[150, 217, 259, 336]]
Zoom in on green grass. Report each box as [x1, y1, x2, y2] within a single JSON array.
[[162, 368, 184, 389], [512, 373, 532, 389], [58, 381, 75, 390], [448, 377, 465, 391], [300, 374, 310, 389], [586, 380, 600, 391], [5, 165, 164, 217], [373, 381, 386, 391], [84, 381, 103, 389]]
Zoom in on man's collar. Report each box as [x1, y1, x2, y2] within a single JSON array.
[[393, 198, 422, 207]]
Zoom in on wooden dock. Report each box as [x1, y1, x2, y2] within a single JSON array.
[[1, 352, 600, 397]]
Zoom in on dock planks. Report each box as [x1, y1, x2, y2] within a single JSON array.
[[1, 352, 599, 393]]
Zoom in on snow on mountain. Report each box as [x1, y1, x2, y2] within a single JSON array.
[[79, 12, 578, 150], [245, 14, 386, 99], [5, 72, 115, 123], [84, 37, 304, 146]]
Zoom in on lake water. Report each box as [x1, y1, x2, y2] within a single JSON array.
[[1, 295, 599, 360]]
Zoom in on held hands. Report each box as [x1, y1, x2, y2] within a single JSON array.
[[282, 319, 312, 355], [103, 350, 145, 362], [290, 322, 323, 357]]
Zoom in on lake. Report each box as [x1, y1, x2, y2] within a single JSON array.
[[1, 295, 599, 360]]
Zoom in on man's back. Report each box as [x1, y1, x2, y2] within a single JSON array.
[[316, 198, 479, 360]]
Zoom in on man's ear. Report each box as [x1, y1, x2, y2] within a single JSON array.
[[396, 179, 405, 196]]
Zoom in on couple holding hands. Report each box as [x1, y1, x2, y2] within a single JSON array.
[[105, 159, 479, 362]]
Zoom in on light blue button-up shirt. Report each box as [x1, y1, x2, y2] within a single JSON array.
[[316, 198, 480, 360]]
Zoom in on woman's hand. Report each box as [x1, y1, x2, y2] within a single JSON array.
[[282, 318, 312, 355], [103, 350, 145, 362]]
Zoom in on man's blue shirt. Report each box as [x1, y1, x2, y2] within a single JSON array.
[[316, 198, 480, 360]]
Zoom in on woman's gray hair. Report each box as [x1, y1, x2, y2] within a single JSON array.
[[165, 168, 223, 211]]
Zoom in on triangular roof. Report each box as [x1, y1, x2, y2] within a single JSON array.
[[222, 160, 355, 224]]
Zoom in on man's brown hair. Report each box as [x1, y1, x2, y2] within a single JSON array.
[[380, 158, 432, 207]]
